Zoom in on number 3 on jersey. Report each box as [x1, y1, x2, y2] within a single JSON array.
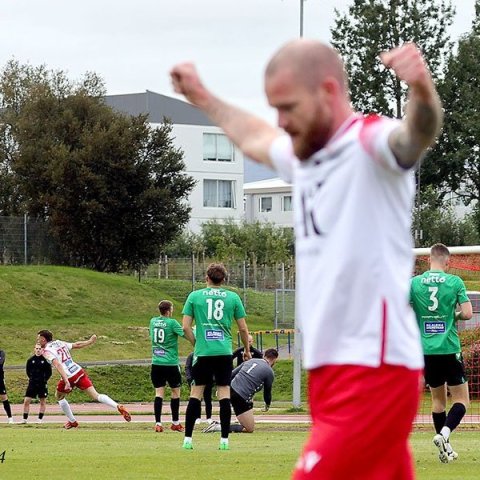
[[428, 286, 439, 311], [206, 298, 224, 321]]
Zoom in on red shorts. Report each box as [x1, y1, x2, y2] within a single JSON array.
[[57, 369, 93, 393], [293, 364, 422, 480]]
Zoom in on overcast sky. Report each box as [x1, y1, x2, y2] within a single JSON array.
[[0, 0, 476, 122]]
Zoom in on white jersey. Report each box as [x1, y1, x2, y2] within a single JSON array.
[[269, 114, 423, 370], [43, 340, 82, 378]]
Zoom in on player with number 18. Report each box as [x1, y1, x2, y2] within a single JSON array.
[[181, 263, 250, 451]]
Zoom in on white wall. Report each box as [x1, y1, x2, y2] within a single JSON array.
[[245, 191, 293, 228], [169, 124, 244, 232]]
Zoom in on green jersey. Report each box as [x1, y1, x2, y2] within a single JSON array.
[[182, 287, 246, 357], [410, 270, 470, 355], [149, 316, 184, 366]]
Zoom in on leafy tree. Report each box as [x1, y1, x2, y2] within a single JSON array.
[[200, 218, 294, 266], [331, 0, 454, 118], [0, 60, 194, 271], [421, 1, 480, 205], [412, 186, 479, 247]]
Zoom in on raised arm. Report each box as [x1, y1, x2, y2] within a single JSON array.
[[72, 334, 97, 349], [170, 63, 279, 167], [380, 43, 443, 169]]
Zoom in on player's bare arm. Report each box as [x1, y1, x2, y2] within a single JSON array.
[[456, 301, 473, 321], [72, 334, 97, 349], [380, 43, 443, 169], [182, 315, 196, 346], [170, 63, 279, 167], [236, 318, 251, 360], [52, 358, 71, 391]]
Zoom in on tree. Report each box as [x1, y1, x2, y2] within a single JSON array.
[[331, 0, 454, 118], [421, 1, 480, 205], [0, 60, 195, 271], [412, 186, 479, 247], [200, 218, 294, 265]]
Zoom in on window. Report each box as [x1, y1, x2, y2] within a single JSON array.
[[203, 179, 235, 208], [259, 196, 272, 212], [203, 133, 234, 162], [282, 195, 293, 212]]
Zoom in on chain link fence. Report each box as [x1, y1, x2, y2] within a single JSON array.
[[0, 215, 55, 265]]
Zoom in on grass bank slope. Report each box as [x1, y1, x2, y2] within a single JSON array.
[[0, 266, 276, 365]]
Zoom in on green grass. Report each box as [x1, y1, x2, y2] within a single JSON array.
[[3, 361, 308, 404], [0, 425, 478, 479], [0, 266, 278, 364]]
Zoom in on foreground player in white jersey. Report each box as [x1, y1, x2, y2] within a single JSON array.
[[171, 39, 442, 479], [37, 330, 131, 429]]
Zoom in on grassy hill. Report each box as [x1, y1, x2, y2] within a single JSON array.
[[0, 265, 277, 365]]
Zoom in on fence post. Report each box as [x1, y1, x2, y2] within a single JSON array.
[[293, 329, 302, 408], [191, 252, 195, 292], [243, 260, 247, 308], [24, 213, 28, 265], [165, 255, 168, 279], [281, 263, 285, 327]]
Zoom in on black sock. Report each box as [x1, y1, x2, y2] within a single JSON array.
[[185, 397, 201, 437], [3, 400, 12, 418], [23, 412, 29, 420], [38, 412, 44, 420], [204, 384, 213, 419], [230, 424, 244, 433], [432, 411, 446, 434], [445, 402, 466, 433], [170, 398, 180, 422], [154, 397, 163, 423], [219, 398, 231, 439]]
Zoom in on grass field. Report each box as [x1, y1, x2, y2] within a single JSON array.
[[0, 424, 479, 479]]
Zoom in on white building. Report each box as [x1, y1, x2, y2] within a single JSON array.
[[105, 90, 244, 232], [244, 178, 293, 228]]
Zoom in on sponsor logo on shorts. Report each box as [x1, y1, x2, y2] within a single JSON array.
[[424, 322, 446, 334], [205, 330, 224, 341], [153, 348, 166, 356]]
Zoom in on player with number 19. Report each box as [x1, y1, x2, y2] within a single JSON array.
[[149, 300, 185, 432], [181, 263, 250, 451]]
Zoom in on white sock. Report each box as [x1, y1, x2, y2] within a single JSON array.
[[156, 422, 162, 426], [172, 420, 179, 425], [58, 399, 76, 422], [97, 394, 118, 409], [440, 426, 451, 440], [184, 437, 192, 443], [220, 437, 228, 444]]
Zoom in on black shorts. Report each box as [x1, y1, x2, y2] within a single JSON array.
[[192, 355, 232, 387], [424, 353, 467, 388], [25, 382, 48, 399], [150, 364, 182, 389], [231, 388, 253, 416], [0, 378, 6, 395]]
